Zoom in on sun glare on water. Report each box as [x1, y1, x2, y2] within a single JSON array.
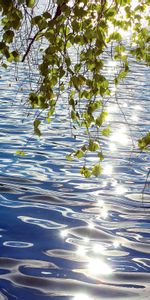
[[73, 294, 91, 300], [88, 258, 112, 275]]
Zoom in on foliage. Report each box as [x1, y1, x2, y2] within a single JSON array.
[[0, 0, 150, 176], [138, 132, 150, 151]]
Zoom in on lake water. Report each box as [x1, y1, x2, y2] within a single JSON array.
[[0, 56, 150, 300]]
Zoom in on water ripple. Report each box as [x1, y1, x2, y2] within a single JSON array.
[[0, 49, 149, 299]]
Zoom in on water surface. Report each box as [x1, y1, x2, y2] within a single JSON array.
[[0, 57, 150, 300]]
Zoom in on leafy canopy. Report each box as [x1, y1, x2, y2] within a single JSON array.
[[0, 0, 150, 177]]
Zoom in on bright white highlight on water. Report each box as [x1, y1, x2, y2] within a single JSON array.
[[77, 246, 87, 256], [103, 165, 113, 176], [107, 105, 117, 113], [88, 222, 95, 229], [93, 244, 105, 254], [107, 60, 117, 67], [83, 237, 90, 243], [105, 113, 113, 122], [111, 179, 118, 187], [115, 185, 127, 195], [111, 85, 117, 93], [97, 199, 104, 207], [110, 131, 129, 146], [131, 114, 139, 122], [122, 102, 128, 108], [73, 293, 91, 300], [120, 125, 127, 133], [60, 229, 68, 238], [88, 258, 112, 275], [109, 143, 117, 152], [101, 209, 108, 219], [134, 105, 142, 111], [113, 240, 120, 249], [121, 51, 127, 56]]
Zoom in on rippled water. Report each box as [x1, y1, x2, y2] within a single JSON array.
[[0, 56, 150, 300]]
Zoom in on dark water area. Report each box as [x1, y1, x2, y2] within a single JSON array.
[[0, 57, 150, 300]]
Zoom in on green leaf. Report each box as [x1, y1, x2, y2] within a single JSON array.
[[97, 152, 104, 161], [71, 110, 77, 121], [66, 154, 73, 161], [109, 32, 122, 42], [16, 150, 25, 156], [34, 128, 41, 137], [34, 119, 41, 136], [3, 30, 14, 43], [46, 117, 51, 123], [59, 67, 65, 78], [138, 132, 150, 150], [1, 63, 7, 68], [80, 167, 91, 178], [34, 119, 41, 127], [43, 12, 51, 19], [105, 8, 116, 18], [96, 111, 108, 127], [81, 145, 87, 152], [26, 0, 35, 8], [75, 149, 84, 159], [0, 42, 6, 50], [92, 164, 103, 177], [88, 140, 99, 152], [102, 127, 110, 136], [65, 56, 71, 67], [11, 50, 20, 62]]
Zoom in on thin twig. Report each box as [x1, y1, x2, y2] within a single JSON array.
[[22, 29, 42, 62]]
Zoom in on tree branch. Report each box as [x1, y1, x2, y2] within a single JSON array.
[[21, 2, 66, 62], [22, 29, 41, 62]]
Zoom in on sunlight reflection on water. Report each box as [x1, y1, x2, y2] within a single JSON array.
[[87, 258, 112, 276], [73, 293, 91, 300]]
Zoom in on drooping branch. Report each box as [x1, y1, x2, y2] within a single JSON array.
[[22, 29, 41, 62], [21, 2, 66, 62]]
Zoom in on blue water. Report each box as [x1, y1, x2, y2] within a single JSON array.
[[0, 58, 150, 300]]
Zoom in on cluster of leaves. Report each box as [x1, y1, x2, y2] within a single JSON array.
[[0, 0, 149, 176]]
